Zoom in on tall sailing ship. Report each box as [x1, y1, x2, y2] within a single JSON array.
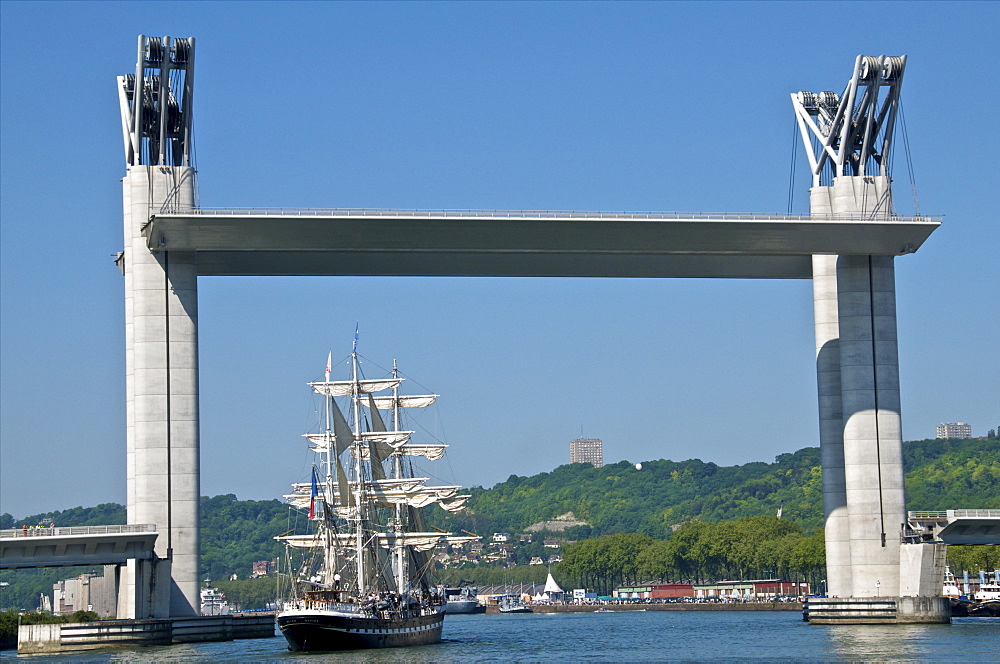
[[276, 346, 476, 651]]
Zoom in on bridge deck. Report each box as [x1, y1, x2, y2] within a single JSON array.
[[0, 525, 158, 568], [906, 510, 1000, 546], [144, 209, 941, 278]]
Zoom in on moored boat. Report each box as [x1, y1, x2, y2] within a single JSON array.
[[498, 594, 533, 613], [443, 586, 486, 614]]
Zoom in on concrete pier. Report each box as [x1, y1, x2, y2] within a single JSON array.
[[121, 165, 200, 618], [803, 596, 951, 625], [808, 176, 948, 623]]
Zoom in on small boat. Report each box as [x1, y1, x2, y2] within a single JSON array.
[[498, 594, 533, 613], [276, 346, 477, 651]]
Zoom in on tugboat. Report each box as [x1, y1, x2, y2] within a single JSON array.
[[276, 344, 476, 651], [970, 570, 1000, 617], [945, 567, 1000, 618]]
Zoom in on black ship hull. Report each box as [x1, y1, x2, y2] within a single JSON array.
[[278, 609, 445, 651]]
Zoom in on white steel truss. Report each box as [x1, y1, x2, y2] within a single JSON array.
[[791, 55, 906, 188]]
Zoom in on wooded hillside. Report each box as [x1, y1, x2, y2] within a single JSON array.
[[2, 437, 995, 610]]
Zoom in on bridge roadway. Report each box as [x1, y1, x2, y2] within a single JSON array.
[[143, 209, 941, 278], [0, 525, 157, 569], [906, 510, 1000, 546]]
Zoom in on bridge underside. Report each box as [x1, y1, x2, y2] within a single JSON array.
[[145, 212, 938, 278], [907, 511, 1000, 546], [938, 519, 1000, 546]]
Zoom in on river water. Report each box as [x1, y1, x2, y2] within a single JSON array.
[[5, 613, 997, 661]]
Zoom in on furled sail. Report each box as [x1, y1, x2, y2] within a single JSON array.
[[287, 481, 463, 510], [373, 486, 463, 509], [353, 443, 448, 461], [370, 394, 438, 410], [277, 531, 466, 551], [437, 494, 471, 512], [290, 477, 429, 494], [358, 431, 412, 445], [309, 378, 402, 396]]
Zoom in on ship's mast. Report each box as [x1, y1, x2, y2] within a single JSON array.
[[390, 360, 408, 593], [350, 349, 365, 596], [321, 387, 334, 587]]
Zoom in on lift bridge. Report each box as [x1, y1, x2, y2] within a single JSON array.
[[2, 37, 996, 626]]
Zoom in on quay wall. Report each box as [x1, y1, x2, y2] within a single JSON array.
[[487, 603, 801, 614], [17, 614, 274, 654]]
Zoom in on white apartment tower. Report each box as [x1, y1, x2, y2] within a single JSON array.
[[569, 438, 603, 468], [936, 422, 972, 439]]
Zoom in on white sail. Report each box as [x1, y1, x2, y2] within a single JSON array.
[[359, 431, 413, 445], [400, 444, 448, 460], [373, 486, 463, 509], [437, 495, 471, 512], [309, 378, 402, 396], [277, 531, 472, 552], [288, 477, 429, 494], [353, 443, 448, 461], [287, 481, 466, 511], [370, 394, 438, 409]]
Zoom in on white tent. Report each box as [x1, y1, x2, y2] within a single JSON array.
[[543, 572, 564, 595], [535, 572, 564, 601]]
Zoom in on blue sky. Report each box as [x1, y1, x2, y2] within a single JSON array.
[[2, 2, 997, 519]]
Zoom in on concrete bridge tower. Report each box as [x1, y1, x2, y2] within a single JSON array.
[[116, 35, 199, 618], [793, 56, 948, 623]]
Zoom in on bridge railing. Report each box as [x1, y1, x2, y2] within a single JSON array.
[[907, 511, 948, 519], [908, 509, 1000, 520], [950, 509, 1000, 518], [1, 524, 156, 538], [154, 206, 942, 224]]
